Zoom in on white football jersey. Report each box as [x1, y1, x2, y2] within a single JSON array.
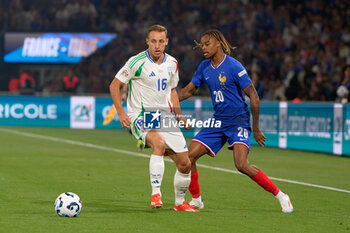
[[115, 50, 179, 116]]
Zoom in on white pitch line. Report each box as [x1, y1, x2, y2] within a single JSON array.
[[1, 127, 350, 194]]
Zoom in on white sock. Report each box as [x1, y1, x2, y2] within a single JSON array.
[[149, 154, 164, 196], [174, 170, 191, 206], [275, 190, 284, 200]]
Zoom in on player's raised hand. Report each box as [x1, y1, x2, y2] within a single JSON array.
[[119, 112, 131, 129], [253, 128, 266, 147]]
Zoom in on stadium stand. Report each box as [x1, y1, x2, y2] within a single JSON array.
[[1, 0, 350, 101]]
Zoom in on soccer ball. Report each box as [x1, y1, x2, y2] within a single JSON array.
[[54, 192, 82, 217]]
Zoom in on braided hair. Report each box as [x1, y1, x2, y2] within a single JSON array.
[[194, 29, 236, 54]]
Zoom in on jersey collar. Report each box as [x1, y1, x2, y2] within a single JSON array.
[[146, 50, 167, 64], [210, 54, 227, 69]]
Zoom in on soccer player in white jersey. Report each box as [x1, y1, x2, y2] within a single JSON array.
[[110, 24, 198, 212]]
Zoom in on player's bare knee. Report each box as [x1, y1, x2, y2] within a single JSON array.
[[177, 159, 191, 173], [235, 161, 249, 174]]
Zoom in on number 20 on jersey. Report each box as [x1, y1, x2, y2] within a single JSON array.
[[213, 90, 224, 102]]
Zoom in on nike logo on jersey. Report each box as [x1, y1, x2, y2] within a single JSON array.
[[205, 77, 210, 80], [149, 71, 156, 77]]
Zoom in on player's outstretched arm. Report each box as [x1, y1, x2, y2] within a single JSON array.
[[178, 82, 198, 101], [243, 83, 266, 147], [109, 78, 131, 129]]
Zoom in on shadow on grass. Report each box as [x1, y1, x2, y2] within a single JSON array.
[[82, 199, 176, 214], [36, 199, 280, 216], [30, 199, 178, 217]]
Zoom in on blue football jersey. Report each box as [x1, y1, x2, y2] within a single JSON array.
[[191, 54, 252, 121]]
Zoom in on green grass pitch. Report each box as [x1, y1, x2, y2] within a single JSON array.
[[0, 127, 349, 233]]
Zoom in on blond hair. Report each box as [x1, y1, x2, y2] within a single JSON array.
[[147, 24, 168, 37]]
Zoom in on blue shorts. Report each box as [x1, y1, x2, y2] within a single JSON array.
[[192, 122, 251, 157]]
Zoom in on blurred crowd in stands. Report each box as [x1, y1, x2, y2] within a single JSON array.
[[2, 0, 350, 102]]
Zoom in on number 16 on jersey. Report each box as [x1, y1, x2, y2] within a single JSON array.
[[158, 78, 167, 91]]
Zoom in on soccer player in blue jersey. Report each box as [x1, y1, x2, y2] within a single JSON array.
[[178, 29, 293, 213]]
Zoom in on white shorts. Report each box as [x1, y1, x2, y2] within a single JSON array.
[[129, 112, 188, 153]]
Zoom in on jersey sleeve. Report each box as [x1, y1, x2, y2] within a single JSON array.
[[191, 62, 204, 87], [234, 62, 252, 90], [114, 57, 134, 84], [168, 59, 179, 89]]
